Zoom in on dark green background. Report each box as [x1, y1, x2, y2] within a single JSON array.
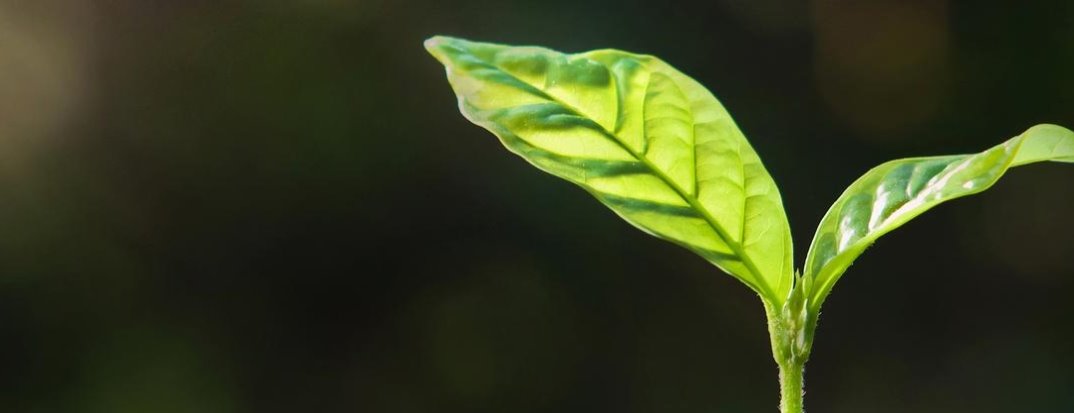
[[3, 0, 1073, 412]]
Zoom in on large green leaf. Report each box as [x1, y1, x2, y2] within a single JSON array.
[[804, 124, 1074, 309], [425, 36, 793, 302]]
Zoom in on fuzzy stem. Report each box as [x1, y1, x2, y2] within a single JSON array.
[[778, 361, 804, 413], [765, 298, 811, 413]]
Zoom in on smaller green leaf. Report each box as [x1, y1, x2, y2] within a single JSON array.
[[804, 124, 1074, 309]]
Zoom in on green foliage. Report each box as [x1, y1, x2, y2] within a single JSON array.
[[425, 35, 1074, 412], [425, 36, 794, 304], [804, 124, 1074, 311]]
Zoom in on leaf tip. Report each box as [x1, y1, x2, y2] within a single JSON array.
[[423, 35, 445, 51], [1024, 123, 1074, 138], [423, 35, 459, 63]]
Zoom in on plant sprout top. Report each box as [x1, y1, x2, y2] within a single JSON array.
[[425, 34, 1074, 413], [425, 35, 1074, 309]]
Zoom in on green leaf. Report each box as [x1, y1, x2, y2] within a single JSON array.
[[425, 36, 793, 302], [804, 124, 1074, 309]]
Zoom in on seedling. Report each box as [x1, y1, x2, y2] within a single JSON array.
[[425, 36, 1074, 412]]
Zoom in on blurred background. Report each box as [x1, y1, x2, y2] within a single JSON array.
[[2, 0, 1073, 412]]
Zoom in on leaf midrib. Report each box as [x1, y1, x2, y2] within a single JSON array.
[[473, 56, 777, 299]]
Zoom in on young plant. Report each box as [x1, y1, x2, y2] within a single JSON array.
[[424, 36, 1074, 412]]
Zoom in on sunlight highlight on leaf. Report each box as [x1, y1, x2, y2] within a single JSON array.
[[426, 36, 794, 302]]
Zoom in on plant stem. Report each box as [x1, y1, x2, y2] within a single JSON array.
[[765, 296, 811, 413], [778, 361, 804, 413]]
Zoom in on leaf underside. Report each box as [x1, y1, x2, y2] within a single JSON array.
[[804, 124, 1074, 309], [425, 36, 794, 302]]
